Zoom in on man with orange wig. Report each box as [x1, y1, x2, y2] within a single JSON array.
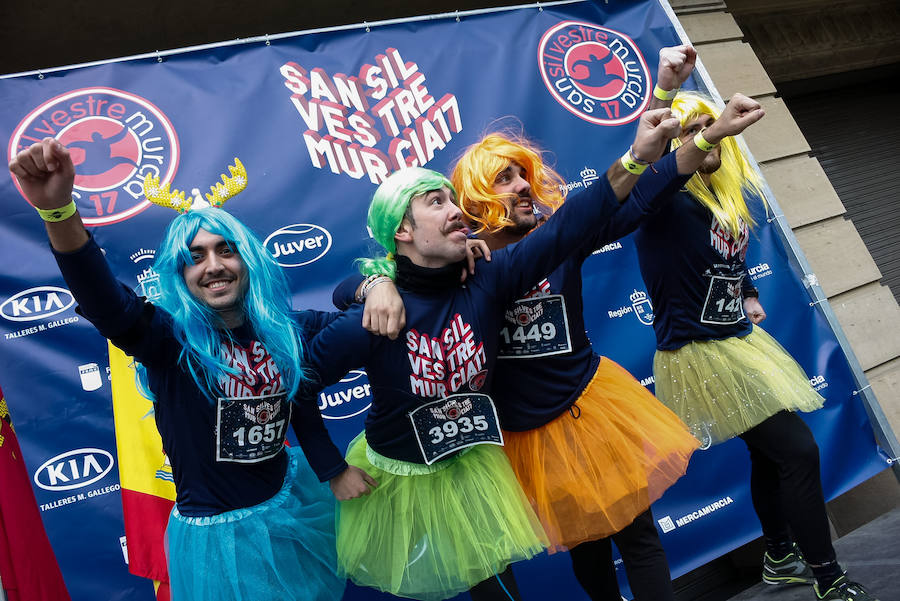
[[350, 47, 767, 601], [633, 88, 881, 601]]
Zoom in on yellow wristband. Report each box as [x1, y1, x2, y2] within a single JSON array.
[[620, 153, 649, 175], [36, 199, 77, 222], [693, 129, 718, 152], [653, 84, 678, 101]]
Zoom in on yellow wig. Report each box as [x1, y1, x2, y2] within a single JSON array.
[[670, 92, 766, 239], [451, 133, 566, 234]]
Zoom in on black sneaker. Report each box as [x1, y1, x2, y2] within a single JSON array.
[[814, 575, 880, 600], [762, 544, 815, 586]]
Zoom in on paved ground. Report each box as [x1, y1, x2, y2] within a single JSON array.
[[726, 507, 900, 601]]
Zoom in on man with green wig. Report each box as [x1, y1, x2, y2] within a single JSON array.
[[292, 108, 684, 601]]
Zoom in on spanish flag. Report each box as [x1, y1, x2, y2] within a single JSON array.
[[108, 343, 176, 599]]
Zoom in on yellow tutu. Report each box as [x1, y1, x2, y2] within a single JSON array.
[[503, 357, 699, 552], [653, 325, 824, 448]]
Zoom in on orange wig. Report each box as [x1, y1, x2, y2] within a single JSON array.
[[451, 133, 566, 234]]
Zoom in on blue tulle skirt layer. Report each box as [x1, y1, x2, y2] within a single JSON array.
[[166, 446, 345, 601]]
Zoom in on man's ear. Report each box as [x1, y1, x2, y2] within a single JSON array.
[[394, 218, 413, 244]]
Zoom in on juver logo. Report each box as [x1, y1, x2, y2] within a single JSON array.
[[538, 21, 650, 125], [9, 88, 179, 226], [318, 370, 372, 420], [264, 224, 333, 267], [1, 286, 74, 322], [34, 447, 115, 491]]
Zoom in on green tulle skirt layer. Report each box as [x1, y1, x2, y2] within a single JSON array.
[[336, 433, 548, 600]]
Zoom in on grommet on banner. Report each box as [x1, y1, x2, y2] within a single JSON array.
[[537, 2, 543, 11], [455, 10, 460, 22], [265, 34, 271, 46], [364, 21, 370, 33], [851, 385, 872, 396], [155, 50, 163, 63], [886, 457, 900, 465], [766, 213, 785, 224], [37, 70, 45, 80]]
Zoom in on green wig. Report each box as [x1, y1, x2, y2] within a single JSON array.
[[358, 167, 456, 278]]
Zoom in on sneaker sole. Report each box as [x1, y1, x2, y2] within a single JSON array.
[[763, 575, 816, 586]]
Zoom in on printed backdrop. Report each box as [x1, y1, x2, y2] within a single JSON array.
[[0, 1, 888, 599]]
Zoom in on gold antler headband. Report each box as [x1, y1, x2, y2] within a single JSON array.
[[144, 158, 247, 214]]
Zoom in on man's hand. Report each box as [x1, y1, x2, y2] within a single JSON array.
[[657, 45, 696, 93], [461, 238, 491, 283], [704, 94, 765, 144], [744, 297, 766, 324], [632, 108, 682, 163], [329, 465, 378, 501], [362, 279, 405, 340], [9, 138, 76, 210]]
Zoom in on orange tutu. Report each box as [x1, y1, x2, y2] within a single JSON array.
[[503, 357, 699, 552]]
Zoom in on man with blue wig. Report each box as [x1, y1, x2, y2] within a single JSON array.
[[10, 138, 346, 601]]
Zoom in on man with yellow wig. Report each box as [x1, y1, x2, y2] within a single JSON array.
[[634, 88, 880, 601]]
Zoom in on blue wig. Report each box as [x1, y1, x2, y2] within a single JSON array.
[[138, 208, 306, 402]]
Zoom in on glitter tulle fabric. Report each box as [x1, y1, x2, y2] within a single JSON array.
[[336, 433, 548, 600], [653, 325, 824, 448], [166, 446, 344, 601], [503, 357, 699, 552]]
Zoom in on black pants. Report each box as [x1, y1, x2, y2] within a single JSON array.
[[469, 566, 522, 601], [738, 411, 836, 565], [569, 509, 674, 601]]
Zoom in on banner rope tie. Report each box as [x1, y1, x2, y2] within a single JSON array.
[[851, 385, 872, 396]]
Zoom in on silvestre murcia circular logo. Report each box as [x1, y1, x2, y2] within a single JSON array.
[[538, 21, 650, 126], [9, 87, 179, 226]]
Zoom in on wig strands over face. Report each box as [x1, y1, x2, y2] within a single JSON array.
[[357, 167, 456, 279], [451, 132, 566, 234], [669, 92, 766, 239]]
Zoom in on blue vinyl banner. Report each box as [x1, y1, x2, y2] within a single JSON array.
[[0, 1, 888, 599]]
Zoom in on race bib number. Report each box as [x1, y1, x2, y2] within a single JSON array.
[[700, 275, 745, 325], [499, 295, 572, 358], [409, 393, 503, 465], [216, 392, 291, 463]]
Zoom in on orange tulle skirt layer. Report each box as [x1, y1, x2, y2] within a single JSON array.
[[503, 357, 699, 552]]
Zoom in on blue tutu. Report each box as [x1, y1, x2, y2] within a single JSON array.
[[166, 446, 345, 601]]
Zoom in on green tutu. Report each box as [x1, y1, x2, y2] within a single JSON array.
[[336, 433, 548, 600], [653, 325, 824, 448]]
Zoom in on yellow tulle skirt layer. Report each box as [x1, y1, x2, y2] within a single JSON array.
[[653, 325, 824, 449], [503, 357, 699, 553], [336, 433, 548, 600]]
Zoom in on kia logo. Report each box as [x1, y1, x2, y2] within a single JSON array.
[[1, 286, 75, 322], [34, 448, 115, 491], [264, 224, 332, 267]]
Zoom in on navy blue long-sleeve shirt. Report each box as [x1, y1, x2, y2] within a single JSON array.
[[303, 166, 686, 473], [635, 189, 756, 350], [53, 236, 340, 515]]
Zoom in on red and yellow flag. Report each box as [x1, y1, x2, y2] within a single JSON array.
[[108, 343, 176, 592], [0, 386, 71, 601]]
